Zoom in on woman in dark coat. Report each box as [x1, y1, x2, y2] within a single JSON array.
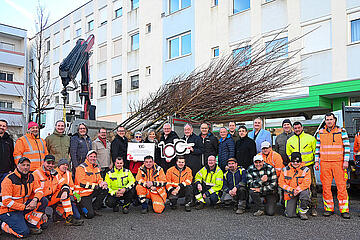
[[70, 123, 92, 174]]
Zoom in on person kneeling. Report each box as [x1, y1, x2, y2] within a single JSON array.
[[247, 155, 278, 216], [166, 156, 193, 212], [222, 158, 248, 214], [105, 157, 136, 214], [136, 156, 167, 214], [194, 155, 223, 210], [279, 152, 311, 220], [75, 150, 108, 219]]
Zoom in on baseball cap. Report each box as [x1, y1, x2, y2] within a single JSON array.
[[290, 152, 302, 162], [253, 155, 264, 162], [44, 155, 56, 162], [86, 150, 97, 157], [261, 141, 271, 149], [18, 157, 31, 164]]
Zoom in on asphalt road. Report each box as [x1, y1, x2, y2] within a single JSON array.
[[2, 194, 360, 240]]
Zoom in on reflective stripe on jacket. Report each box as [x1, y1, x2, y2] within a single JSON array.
[[105, 167, 135, 196], [136, 164, 166, 189], [286, 131, 316, 166], [166, 166, 193, 192], [315, 126, 350, 162], [0, 169, 43, 215], [194, 165, 223, 195], [279, 162, 311, 200], [55, 168, 74, 194], [33, 166, 60, 197], [74, 160, 103, 197], [13, 134, 48, 172]]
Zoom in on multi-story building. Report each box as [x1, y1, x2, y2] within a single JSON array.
[[36, 0, 360, 137], [0, 23, 27, 137]]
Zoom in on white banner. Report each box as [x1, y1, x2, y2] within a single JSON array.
[[127, 142, 155, 162]]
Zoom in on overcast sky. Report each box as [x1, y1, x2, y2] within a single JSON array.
[[0, 0, 89, 36]]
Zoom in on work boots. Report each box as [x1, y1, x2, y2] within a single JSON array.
[[122, 206, 129, 214], [195, 202, 205, 210], [185, 202, 191, 212], [236, 209, 244, 214], [113, 205, 120, 212], [323, 211, 333, 217], [310, 208, 318, 217], [341, 212, 350, 219], [299, 213, 308, 220], [29, 228, 42, 235], [65, 215, 84, 226], [253, 210, 265, 216]]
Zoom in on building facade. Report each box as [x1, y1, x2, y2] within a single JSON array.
[[0, 23, 27, 137], [34, 0, 360, 136]]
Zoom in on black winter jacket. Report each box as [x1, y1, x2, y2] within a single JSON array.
[[159, 131, 179, 171], [70, 133, 92, 169], [110, 135, 129, 168], [199, 132, 218, 166], [182, 133, 204, 177], [235, 136, 257, 169], [0, 132, 15, 173]]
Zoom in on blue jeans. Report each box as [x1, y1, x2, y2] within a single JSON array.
[[0, 211, 31, 237]]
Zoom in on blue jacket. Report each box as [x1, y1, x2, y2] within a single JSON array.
[[218, 134, 235, 171], [70, 133, 92, 168], [223, 167, 247, 193], [248, 129, 272, 153]]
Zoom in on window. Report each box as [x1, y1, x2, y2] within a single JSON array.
[[63, 27, 70, 43], [76, 90, 80, 102], [146, 23, 151, 34], [146, 66, 151, 76], [351, 19, 360, 43], [212, 47, 219, 57], [0, 72, 14, 82], [115, 79, 122, 94], [233, 0, 250, 14], [115, 7, 123, 18], [0, 42, 15, 51], [55, 96, 60, 104], [46, 39, 50, 52], [233, 46, 251, 66], [54, 32, 60, 47], [130, 75, 139, 90], [168, 32, 191, 59], [113, 39, 122, 57], [46, 71, 50, 81], [131, 0, 139, 10], [265, 37, 288, 59], [100, 83, 107, 97], [131, 33, 139, 51], [99, 7, 107, 26], [98, 45, 107, 62], [0, 101, 13, 109], [30, 59, 34, 72], [170, 0, 191, 14], [74, 21, 81, 38], [265, 0, 274, 2], [90, 86, 93, 99], [0, 72, 5, 81]]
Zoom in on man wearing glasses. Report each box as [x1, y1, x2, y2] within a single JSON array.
[[279, 152, 311, 220], [111, 126, 129, 168]]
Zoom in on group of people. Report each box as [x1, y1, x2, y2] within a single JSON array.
[[0, 111, 353, 238]]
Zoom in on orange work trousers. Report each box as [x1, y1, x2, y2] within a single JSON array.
[[320, 161, 349, 213], [136, 185, 167, 213], [47, 190, 73, 218]]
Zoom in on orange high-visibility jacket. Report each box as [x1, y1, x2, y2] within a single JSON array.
[[0, 169, 43, 215], [55, 168, 75, 195], [74, 159, 103, 197], [13, 133, 48, 172], [259, 150, 285, 177], [166, 166, 193, 192], [33, 166, 60, 197], [318, 126, 347, 162], [278, 162, 311, 200], [136, 164, 166, 189]]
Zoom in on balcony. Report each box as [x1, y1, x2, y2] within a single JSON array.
[[0, 80, 24, 97], [0, 49, 25, 67]]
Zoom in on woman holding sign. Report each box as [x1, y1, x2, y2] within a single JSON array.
[[129, 132, 144, 176], [144, 129, 161, 166]]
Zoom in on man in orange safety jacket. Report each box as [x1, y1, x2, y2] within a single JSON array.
[[315, 112, 351, 219], [13, 122, 48, 172], [259, 141, 284, 177], [0, 157, 48, 238], [136, 155, 167, 214], [33, 155, 83, 226]]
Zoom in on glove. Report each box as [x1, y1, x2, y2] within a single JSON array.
[[73, 192, 81, 203]]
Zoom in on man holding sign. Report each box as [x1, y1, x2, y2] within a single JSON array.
[[182, 124, 204, 177]]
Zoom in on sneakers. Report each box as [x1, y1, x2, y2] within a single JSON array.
[[113, 205, 120, 212], [29, 227, 42, 235], [299, 213, 308, 220], [323, 211, 333, 217], [310, 208, 318, 217], [170, 203, 177, 210], [253, 210, 265, 216], [236, 209, 244, 214], [122, 207, 129, 214], [213, 204, 221, 209], [341, 212, 350, 219], [65, 215, 84, 226], [195, 202, 205, 210], [185, 203, 191, 212]]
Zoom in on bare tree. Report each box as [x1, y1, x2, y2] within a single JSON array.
[[27, 3, 54, 130], [118, 27, 307, 132]]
